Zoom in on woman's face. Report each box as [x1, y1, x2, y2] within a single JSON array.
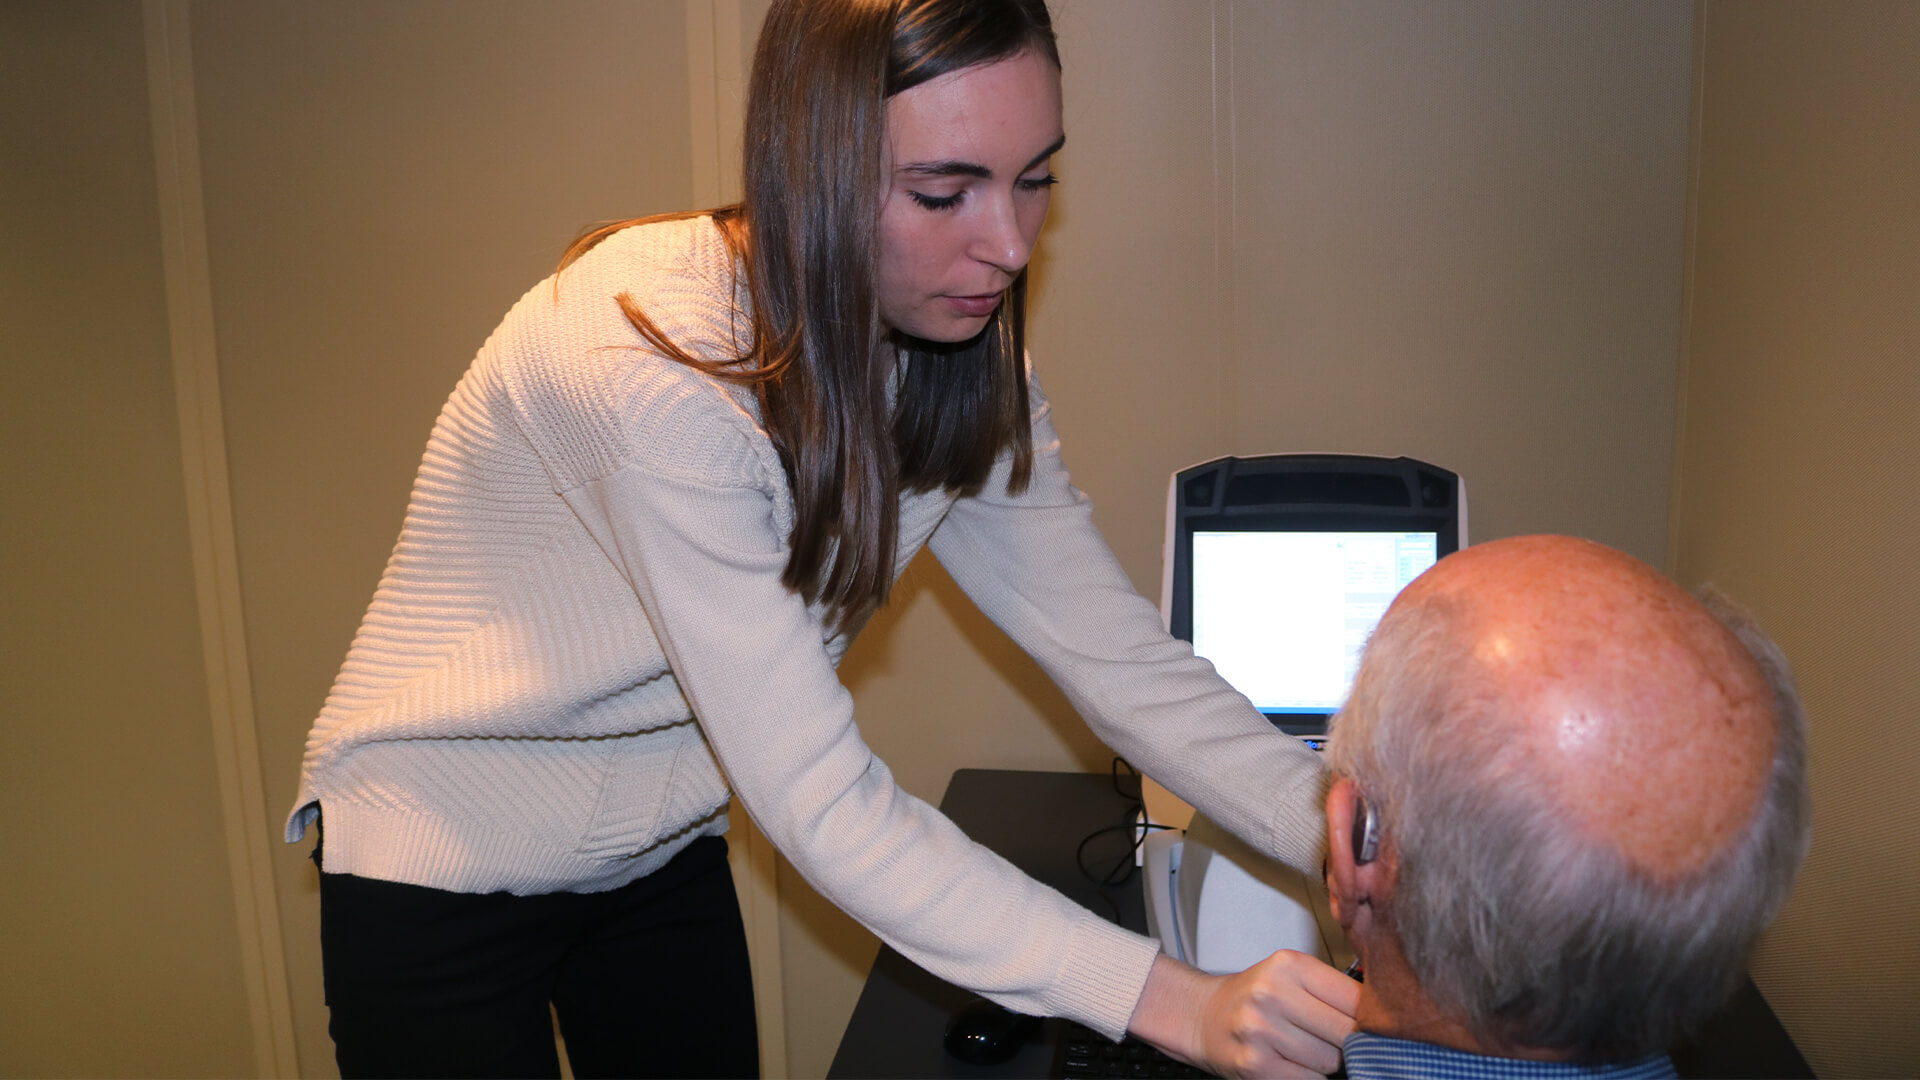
[[877, 48, 1064, 343]]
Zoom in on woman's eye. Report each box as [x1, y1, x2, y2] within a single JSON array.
[[1018, 172, 1060, 193], [909, 190, 963, 212]]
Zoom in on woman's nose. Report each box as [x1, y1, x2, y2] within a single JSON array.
[[969, 195, 1032, 275]]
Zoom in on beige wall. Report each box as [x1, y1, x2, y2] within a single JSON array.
[[180, 3, 695, 1075], [34, 0, 1905, 1076], [1673, 2, 1920, 1075], [0, 2, 254, 1075], [790, 1, 1698, 1073], [1222, 1, 1693, 562]]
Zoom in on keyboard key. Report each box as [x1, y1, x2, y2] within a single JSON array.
[[1054, 1024, 1217, 1079]]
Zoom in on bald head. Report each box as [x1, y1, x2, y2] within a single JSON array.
[[1394, 535, 1776, 876], [1325, 535, 1810, 1061]]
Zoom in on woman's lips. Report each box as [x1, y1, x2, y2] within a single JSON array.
[[944, 293, 1003, 318]]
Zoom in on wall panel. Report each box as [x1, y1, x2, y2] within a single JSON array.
[[1674, 3, 1920, 1073], [783, 5, 1230, 1074], [0, 2, 254, 1074], [184, 3, 693, 1073], [1224, 0, 1694, 565], [0, 1, 1727, 1074], [798, 3, 1699, 1073]]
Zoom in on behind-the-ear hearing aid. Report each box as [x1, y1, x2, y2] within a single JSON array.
[[1352, 791, 1381, 865]]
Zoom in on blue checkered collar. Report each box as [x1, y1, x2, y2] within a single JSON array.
[[1343, 1031, 1678, 1080]]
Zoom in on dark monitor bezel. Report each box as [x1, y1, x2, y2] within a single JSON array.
[[1167, 455, 1463, 736]]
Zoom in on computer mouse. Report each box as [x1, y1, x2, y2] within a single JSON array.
[[943, 998, 1041, 1066]]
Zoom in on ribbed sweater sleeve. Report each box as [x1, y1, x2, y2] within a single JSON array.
[[288, 215, 1315, 1038], [562, 450, 1161, 1040], [930, 376, 1330, 876]]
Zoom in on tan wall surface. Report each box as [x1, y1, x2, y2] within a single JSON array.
[[1674, 2, 1920, 1074], [4, 1, 1720, 1075], [0, 2, 254, 1075], [786, 2, 1698, 1073], [182, 2, 693, 1074], [780, 5, 1231, 1072], [1224, 0, 1694, 564]]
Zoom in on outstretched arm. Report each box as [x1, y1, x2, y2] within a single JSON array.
[[929, 369, 1355, 1072], [565, 455, 1160, 1039], [928, 370, 1328, 875]]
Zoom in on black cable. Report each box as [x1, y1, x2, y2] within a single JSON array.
[[1073, 758, 1177, 890], [1075, 819, 1178, 888]]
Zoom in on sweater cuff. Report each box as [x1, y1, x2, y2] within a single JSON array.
[[1049, 914, 1164, 1042], [1262, 763, 1333, 873]]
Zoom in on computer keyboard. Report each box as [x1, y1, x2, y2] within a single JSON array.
[[1055, 1023, 1215, 1079]]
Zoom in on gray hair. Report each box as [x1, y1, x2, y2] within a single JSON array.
[[1326, 589, 1810, 1061]]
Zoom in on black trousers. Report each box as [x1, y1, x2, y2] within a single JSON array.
[[318, 834, 759, 1079]]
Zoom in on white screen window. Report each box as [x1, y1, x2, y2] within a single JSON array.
[[1190, 531, 1437, 712]]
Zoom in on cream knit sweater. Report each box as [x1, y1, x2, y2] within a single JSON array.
[[286, 216, 1327, 1038]]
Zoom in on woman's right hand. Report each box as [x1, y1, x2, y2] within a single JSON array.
[[1127, 951, 1360, 1078]]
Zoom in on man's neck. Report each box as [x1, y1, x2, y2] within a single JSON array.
[[1356, 934, 1570, 1063]]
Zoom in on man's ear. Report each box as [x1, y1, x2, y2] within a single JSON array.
[[1325, 777, 1357, 924], [1325, 776, 1385, 929]]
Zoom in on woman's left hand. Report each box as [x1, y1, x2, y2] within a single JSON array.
[[1128, 950, 1361, 1078]]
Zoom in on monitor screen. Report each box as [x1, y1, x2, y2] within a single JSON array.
[[1189, 530, 1437, 713]]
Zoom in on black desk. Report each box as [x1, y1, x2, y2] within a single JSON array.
[[828, 769, 1811, 1080]]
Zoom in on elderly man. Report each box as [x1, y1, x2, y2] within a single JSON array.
[[1321, 535, 1809, 1078]]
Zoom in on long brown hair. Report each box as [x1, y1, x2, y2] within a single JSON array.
[[562, 0, 1058, 628]]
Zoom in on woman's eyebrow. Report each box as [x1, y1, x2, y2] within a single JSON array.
[[896, 133, 1068, 179]]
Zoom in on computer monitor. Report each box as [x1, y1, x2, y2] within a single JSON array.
[[1161, 455, 1466, 737]]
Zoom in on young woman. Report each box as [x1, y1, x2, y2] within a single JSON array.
[[288, 1, 1357, 1076]]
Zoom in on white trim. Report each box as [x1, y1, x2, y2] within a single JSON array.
[[142, 2, 298, 1075], [688, 4, 785, 1075]]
